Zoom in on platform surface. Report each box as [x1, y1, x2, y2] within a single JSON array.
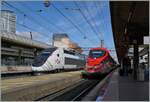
[[102, 69, 149, 101], [1, 71, 81, 91]]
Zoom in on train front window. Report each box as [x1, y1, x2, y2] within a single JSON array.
[[32, 48, 57, 66], [89, 50, 105, 58]]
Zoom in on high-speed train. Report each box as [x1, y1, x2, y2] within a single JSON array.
[[82, 47, 116, 77], [32, 47, 86, 73]]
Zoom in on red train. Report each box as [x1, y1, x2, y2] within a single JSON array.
[[82, 47, 116, 78]]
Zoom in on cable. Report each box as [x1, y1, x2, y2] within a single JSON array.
[[2, 1, 97, 46], [18, 2, 66, 33], [18, 2, 90, 47], [94, 2, 105, 38], [18, 2, 88, 47], [94, 2, 107, 47], [84, 1, 103, 39], [18, 1, 96, 46], [51, 3, 96, 45], [95, 2, 117, 54], [1, 15, 49, 39], [2, 1, 52, 36], [74, 1, 101, 43]]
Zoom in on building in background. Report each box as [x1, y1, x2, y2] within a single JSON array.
[[0, 10, 16, 34], [1, 10, 51, 66], [53, 33, 69, 48], [53, 33, 82, 53], [1, 33, 51, 66]]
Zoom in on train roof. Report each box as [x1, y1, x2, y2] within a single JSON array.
[[90, 47, 109, 51], [45, 47, 84, 55]]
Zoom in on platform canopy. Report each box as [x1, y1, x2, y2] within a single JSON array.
[[109, 1, 149, 63]]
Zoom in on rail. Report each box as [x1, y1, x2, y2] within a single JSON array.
[[36, 79, 99, 101], [1, 71, 81, 101], [37, 68, 117, 101]]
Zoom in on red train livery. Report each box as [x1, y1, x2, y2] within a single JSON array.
[[82, 47, 116, 77]]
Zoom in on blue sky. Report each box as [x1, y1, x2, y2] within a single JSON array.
[[2, 1, 117, 61]]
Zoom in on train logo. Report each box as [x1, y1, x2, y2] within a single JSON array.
[[55, 59, 60, 64]]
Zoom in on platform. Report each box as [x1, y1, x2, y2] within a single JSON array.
[[1, 71, 82, 101], [102, 69, 149, 101]]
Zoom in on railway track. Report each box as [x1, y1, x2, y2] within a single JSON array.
[[36, 79, 100, 101], [36, 68, 117, 101], [2, 67, 117, 101], [1, 71, 82, 101]]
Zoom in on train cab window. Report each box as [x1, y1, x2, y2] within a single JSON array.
[[32, 47, 57, 67], [89, 50, 105, 58]]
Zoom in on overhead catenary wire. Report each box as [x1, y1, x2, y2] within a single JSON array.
[[1, 15, 49, 40], [94, 2, 105, 36], [51, 3, 96, 45], [73, 1, 101, 44], [2, 1, 103, 46], [4, 1, 96, 46], [83, 2, 100, 37], [19, 2, 97, 47], [2, 1, 52, 37], [17, 2, 66, 33], [3, 1, 82, 44], [94, 1, 118, 55], [18, 2, 87, 45], [94, 2, 107, 47], [83, 2, 104, 45], [1, 2, 51, 42]]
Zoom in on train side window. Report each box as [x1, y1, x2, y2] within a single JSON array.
[[64, 50, 75, 55]]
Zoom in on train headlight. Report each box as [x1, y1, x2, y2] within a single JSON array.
[[94, 65, 100, 69]]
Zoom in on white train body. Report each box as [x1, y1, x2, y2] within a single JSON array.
[[32, 47, 85, 72]]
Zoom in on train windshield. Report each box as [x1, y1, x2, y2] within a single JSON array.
[[32, 48, 57, 67], [89, 50, 105, 58]]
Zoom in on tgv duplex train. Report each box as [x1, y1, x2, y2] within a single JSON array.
[[82, 47, 116, 77], [32, 47, 86, 73]]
